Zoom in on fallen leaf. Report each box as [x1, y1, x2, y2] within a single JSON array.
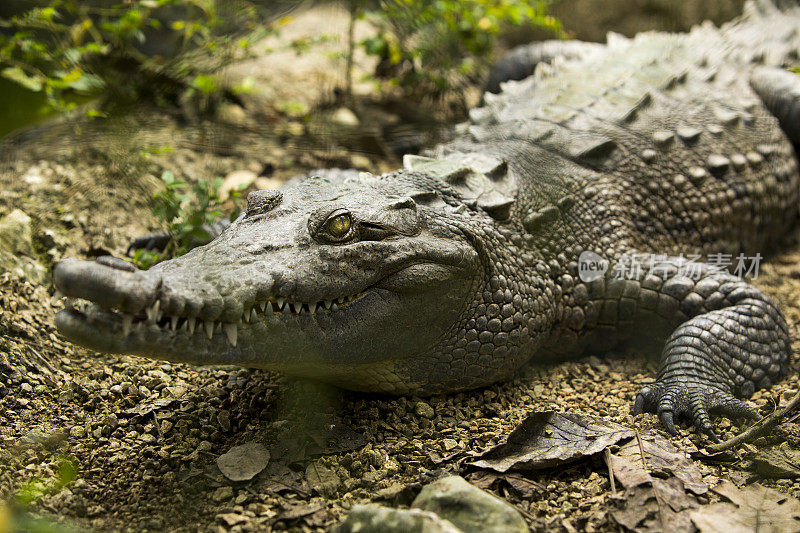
[[465, 470, 545, 499], [691, 481, 800, 533], [322, 423, 369, 454], [305, 462, 341, 498], [749, 445, 800, 479], [610, 477, 699, 533], [605, 433, 705, 532], [277, 501, 326, 521], [123, 398, 179, 417], [468, 412, 634, 472], [216, 442, 270, 482], [216, 513, 248, 527], [609, 433, 707, 495]]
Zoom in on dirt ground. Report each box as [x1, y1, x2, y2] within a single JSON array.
[[2, 3, 800, 532]]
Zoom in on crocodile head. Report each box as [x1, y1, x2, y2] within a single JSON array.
[[54, 170, 485, 393]]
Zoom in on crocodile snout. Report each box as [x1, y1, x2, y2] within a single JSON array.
[[53, 257, 162, 314]]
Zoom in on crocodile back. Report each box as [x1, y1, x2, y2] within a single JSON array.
[[459, 0, 800, 261]]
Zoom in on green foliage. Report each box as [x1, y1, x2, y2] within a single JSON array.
[[0, 0, 269, 117], [14, 455, 77, 507], [360, 0, 562, 95], [132, 170, 245, 269]]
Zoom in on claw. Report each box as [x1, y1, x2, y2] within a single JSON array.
[[634, 379, 758, 439], [632, 394, 645, 415], [659, 410, 677, 435]]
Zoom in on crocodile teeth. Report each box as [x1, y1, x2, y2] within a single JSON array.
[[223, 323, 238, 347], [146, 300, 161, 324], [310, 304, 317, 315], [188, 317, 197, 334], [251, 308, 259, 322], [331, 302, 339, 312], [204, 321, 214, 339], [276, 297, 285, 309], [51, 290, 64, 306], [324, 300, 332, 309], [259, 302, 266, 312], [122, 314, 133, 337], [170, 316, 179, 331], [242, 309, 251, 323]]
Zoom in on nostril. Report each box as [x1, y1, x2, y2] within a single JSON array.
[[96, 255, 137, 272]]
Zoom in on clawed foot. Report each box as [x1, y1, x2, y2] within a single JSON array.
[[632, 381, 760, 441]]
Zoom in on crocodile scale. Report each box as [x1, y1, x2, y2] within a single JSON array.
[[54, 1, 800, 438]]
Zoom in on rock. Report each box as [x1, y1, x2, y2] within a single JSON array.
[[411, 476, 527, 533], [414, 401, 435, 419], [216, 442, 270, 482], [332, 504, 462, 533], [351, 155, 372, 169], [211, 486, 233, 502], [216, 411, 231, 432], [22, 166, 44, 187], [0, 209, 47, 283], [331, 107, 360, 127], [254, 177, 282, 191], [219, 170, 257, 201], [286, 122, 304, 136], [216, 513, 248, 527], [442, 438, 459, 451], [216, 103, 249, 127]]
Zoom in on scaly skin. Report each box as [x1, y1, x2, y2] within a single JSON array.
[[54, 1, 800, 439]]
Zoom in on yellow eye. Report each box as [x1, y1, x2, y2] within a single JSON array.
[[326, 212, 352, 239]]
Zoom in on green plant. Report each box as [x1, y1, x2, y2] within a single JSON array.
[[132, 170, 245, 269], [359, 0, 562, 97], [14, 455, 77, 507], [0, 0, 272, 117]]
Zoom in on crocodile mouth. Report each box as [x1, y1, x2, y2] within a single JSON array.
[[53, 290, 369, 348]]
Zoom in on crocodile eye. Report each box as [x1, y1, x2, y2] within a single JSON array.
[[324, 212, 353, 241]]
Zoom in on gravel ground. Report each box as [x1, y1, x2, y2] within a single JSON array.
[[2, 4, 800, 532]]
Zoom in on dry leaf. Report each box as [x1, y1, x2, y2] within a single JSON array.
[[216, 442, 270, 482], [690, 481, 800, 533], [609, 433, 707, 495], [749, 445, 800, 479], [468, 412, 634, 472]]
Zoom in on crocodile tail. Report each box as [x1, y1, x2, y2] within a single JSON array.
[[721, 0, 800, 68]]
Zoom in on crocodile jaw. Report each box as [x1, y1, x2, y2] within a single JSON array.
[[53, 255, 478, 392]]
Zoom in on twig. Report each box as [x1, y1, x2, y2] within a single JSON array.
[[603, 448, 617, 496], [636, 429, 667, 531], [707, 389, 800, 453]]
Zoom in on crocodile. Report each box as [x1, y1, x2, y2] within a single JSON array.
[[53, 0, 800, 439]]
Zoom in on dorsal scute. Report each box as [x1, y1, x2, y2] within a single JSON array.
[[403, 149, 516, 221]]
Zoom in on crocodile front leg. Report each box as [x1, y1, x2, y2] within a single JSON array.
[[621, 255, 791, 440]]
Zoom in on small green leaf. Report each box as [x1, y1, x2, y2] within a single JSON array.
[[1, 66, 43, 92], [191, 74, 218, 95], [39, 7, 57, 22]]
